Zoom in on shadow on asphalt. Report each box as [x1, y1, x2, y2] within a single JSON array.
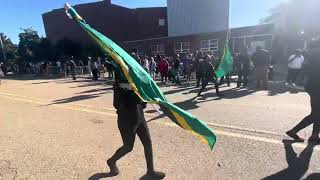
[[69, 80, 114, 88], [262, 140, 318, 180], [1, 74, 64, 81], [45, 93, 105, 106], [88, 172, 164, 180], [88, 172, 118, 180], [139, 174, 164, 180], [75, 87, 113, 94], [267, 81, 304, 96]]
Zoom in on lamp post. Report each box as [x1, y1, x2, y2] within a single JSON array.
[[0, 35, 7, 63]]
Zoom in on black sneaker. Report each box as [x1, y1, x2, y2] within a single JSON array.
[[107, 160, 120, 176], [146, 171, 166, 179]]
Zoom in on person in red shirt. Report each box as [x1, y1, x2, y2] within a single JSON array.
[[158, 55, 169, 84]]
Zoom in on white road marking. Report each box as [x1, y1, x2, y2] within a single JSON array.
[[0, 91, 319, 151]]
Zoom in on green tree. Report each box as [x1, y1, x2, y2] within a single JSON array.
[[262, 0, 320, 51], [17, 28, 40, 62], [0, 33, 17, 62]]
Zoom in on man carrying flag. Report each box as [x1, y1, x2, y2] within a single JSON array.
[[64, 3, 217, 178], [197, 36, 233, 97], [107, 60, 165, 178], [215, 40, 233, 80]]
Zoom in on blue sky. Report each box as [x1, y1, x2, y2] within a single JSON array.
[[0, 0, 285, 44]]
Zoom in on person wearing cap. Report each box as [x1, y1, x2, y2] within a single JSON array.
[[107, 60, 165, 179], [286, 49, 305, 87]]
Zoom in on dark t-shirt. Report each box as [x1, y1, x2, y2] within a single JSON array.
[[113, 64, 143, 110], [174, 58, 180, 69], [252, 49, 271, 66], [238, 54, 251, 68]]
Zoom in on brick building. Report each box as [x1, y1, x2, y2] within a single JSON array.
[[124, 24, 274, 57], [43, 0, 274, 57], [42, 0, 167, 44]]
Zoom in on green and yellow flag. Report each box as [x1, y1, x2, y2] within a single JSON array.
[[64, 4, 216, 149], [215, 42, 233, 78]]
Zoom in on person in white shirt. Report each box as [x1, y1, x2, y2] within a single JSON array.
[[56, 61, 61, 73], [286, 49, 304, 86], [149, 57, 157, 79], [143, 56, 150, 73]]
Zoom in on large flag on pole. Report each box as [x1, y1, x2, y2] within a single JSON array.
[[215, 31, 233, 78], [64, 4, 216, 149]]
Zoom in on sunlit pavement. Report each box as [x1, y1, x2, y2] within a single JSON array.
[[0, 77, 319, 179]]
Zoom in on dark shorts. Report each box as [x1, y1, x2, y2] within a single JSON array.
[[117, 105, 145, 133]]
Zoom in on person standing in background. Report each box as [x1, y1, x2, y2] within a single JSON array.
[[286, 40, 320, 143], [143, 56, 150, 73], [159, 56, 169, 84], [91, 59, 99, 81], [251, 46, 271, 90], [69, 58, 77, 80], [286, 49, 304, 87], [78, 60, 84, 75], [237, 48, 251, 88], [149, 57, 157, 79], [172, 54, 181, 84], [195, 51, 206, 88], [87, 57, 92, 77]]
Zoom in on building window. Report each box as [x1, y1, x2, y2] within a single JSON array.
[[131, 47, 144, 57], [159, 19, 165, 26], [175, 42, 190, 53], [200, 39, 218, 52], [151, 44, 165, 55]]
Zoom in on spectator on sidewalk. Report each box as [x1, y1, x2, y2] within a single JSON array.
[[252, 46, 271, 90], [237, 48, 251, 88], [195, 51, 206, 88], [56, 61, 62, 74], [69, 58, 77, 80], [78, 60, 84, 75], [91, 59, 99, 81], [172, 54, 181, 84], [149, 57, 157, 79], [159, 56, 169, 84], [286, 49, 304, 87], [105, 58, 114, 79], [142, 56, 150, 73]]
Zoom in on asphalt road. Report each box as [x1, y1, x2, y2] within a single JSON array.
[[0, 77, 319, 180]]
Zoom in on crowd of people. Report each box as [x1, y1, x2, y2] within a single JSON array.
[[0, 45, 312, 95]]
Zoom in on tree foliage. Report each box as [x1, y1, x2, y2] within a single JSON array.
[[0, 33, 17, 62], [3, 28, 105, 64], [17, 28, 40, 62], [262, 0, 320, 39]]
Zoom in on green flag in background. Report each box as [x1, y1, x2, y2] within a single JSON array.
[[215, 42, 233, 78], [64, 4, 216, 150]]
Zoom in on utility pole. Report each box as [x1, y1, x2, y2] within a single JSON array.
[[0, 35, 7, 63]]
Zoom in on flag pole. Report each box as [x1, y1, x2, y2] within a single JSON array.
[[0, 35, 7, 63]]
